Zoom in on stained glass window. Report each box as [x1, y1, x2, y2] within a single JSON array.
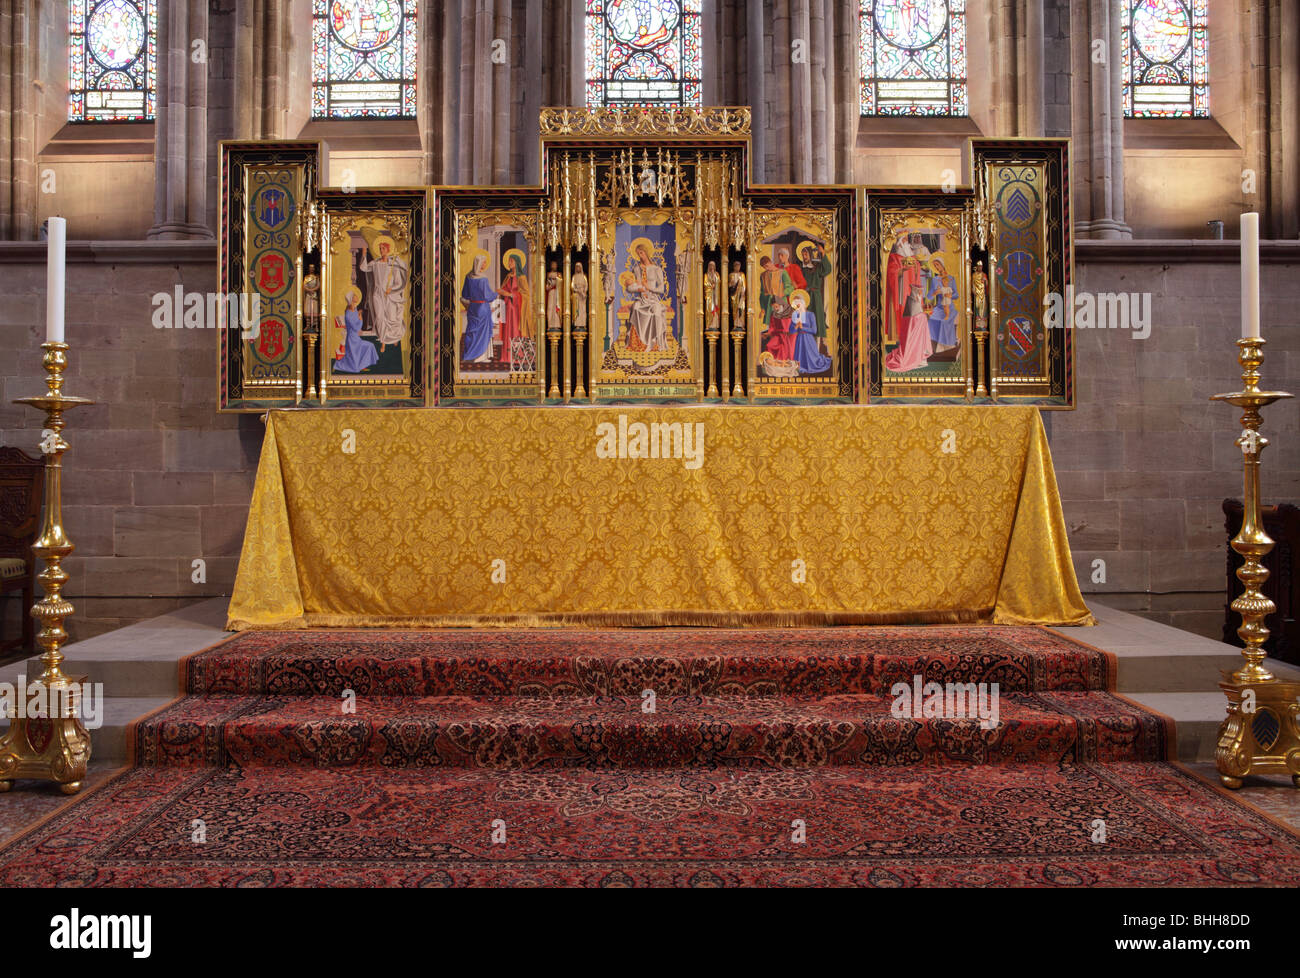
[[1122, 0, 1208, 118], [859, 0, 967, 116], [585, 1, 702, 107], [68, 0, 156, 121], [312, 0, 418, 119]]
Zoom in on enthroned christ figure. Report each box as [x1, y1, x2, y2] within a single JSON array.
[[626, 238, 669, 352]]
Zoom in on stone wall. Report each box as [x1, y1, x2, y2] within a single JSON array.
[[0, 241, 1297, 642], [1057, 241, 1300, 638], [0, 242, 261, 641]]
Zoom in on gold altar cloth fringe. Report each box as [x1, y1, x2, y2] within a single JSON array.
[[226, 406, 1093, 630]]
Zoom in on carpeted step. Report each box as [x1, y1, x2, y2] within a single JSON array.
[[133, 690, 1169, 769], [184, 627, 1113, 697]]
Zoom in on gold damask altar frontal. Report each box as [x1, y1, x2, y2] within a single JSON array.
[[227, 406, 1092, 629]]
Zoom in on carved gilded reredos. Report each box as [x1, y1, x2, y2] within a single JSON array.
[[539, 106, 752, 139]]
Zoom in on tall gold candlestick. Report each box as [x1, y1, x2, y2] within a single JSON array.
[[0, 342, 94, 794], [1210, 337, 1298, 789]]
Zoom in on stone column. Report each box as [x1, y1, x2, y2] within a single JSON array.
[[0, 1, 38, 239], [233, 0, 260, 138], [746, 0, 767, 183], [434, 0, 577, 186], [1282, 0, 1300, 239], [420, 1, 455, 183], [233, 0, 294, 140], [521, 0, 544, 182], [983, 0, 1046, 137], [1023, 0, 1045, 136], [1247, 0, 1300, 239], [788, 0, 814, 183], [830, 0, 858, 182], [1072, 0, 1131, 239], [758, 0, 856, 185], [149, 0, 213, 239]]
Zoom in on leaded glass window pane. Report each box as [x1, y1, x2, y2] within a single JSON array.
[[68, 0, 157, 122], [859, 0, 967, 117], [585, 1, 703, 108], [1122, 0, 1209, 118], [312, 0, 418, 119]]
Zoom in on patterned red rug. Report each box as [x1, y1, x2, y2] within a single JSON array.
[[2, 762, 1298, 887], [1, 626, 1296, 887]]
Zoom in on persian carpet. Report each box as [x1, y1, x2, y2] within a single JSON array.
[[2, 627, 1298, 887]]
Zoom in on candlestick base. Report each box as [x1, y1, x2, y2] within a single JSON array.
[[0, 676, 91, 795], [1215, 677, 1300, 789]]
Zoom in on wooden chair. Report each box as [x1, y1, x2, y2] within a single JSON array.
[[0, 447, 44, 657]]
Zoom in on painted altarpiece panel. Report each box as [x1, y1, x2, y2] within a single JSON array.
[[747, 210, 845, 402], [590, 208, 700, 401], [317, 191, 427, 404], [322, 209, 416, 394], [448, 209, 544, 401], [977, 141, 1073, 406], [866, 193, 974, 402], [242, 164, 303, 397], [219, 146, 316, 411]]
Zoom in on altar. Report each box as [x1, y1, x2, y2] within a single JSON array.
[[227, 405, 1091, 629], [219, 106, 1088, 631]]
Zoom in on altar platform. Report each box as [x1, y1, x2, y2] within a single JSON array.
[[227, 405, 1092, 629], [9, 598, 1296, 767], [5, 600, 1300, 887]]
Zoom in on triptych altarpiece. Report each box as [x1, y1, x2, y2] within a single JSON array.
[[217, 107, 1074, 411]]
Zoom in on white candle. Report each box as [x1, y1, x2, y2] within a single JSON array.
[[1241, 212, 1260, 339], [46, 216, 66, 344]]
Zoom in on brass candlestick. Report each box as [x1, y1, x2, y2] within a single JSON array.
[[1210, 337, 1298, 789], [0, 342, 94, 794]]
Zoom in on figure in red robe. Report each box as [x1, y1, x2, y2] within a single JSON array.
[[759, 256, 797, 361], [885, 236, 921, 344], [497, 250, 532, 368]]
